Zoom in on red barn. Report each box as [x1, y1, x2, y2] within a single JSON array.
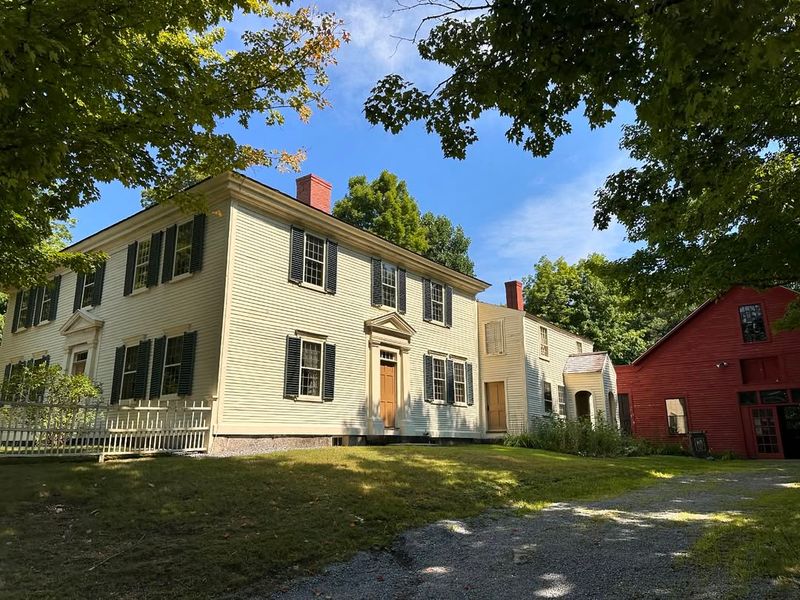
[[616, 286, 800, 459]]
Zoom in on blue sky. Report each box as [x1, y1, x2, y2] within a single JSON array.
[[70, 1, 636, 304]]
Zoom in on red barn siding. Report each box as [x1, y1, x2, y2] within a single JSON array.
[[616, 287, 800, 458]]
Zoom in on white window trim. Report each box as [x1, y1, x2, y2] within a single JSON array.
[[539, 326, 550, 359], [69, 344, 92, 378], [666, 397, 688, 435], [301, 233, 327, 291], [16, 290, 31, 331], [431, 355, 447, 404], [173, 220, 194, 279], [38, 284, 53, 325], [543, 380, 553, 413], [81, 271, 96, 308], [120, 346, 139, 402], [429, 281, 445, 326], [132, 238, 152, 292], [160, 335, 184, 398], [297, 338, 324, 402], [452, 359, 467, 405], [380, 262, 397, 309]]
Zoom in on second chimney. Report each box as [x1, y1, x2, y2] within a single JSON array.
[[296, 174, 332, 214], [505, 280, 524, 311]]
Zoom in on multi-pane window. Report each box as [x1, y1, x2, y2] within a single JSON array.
[[174, 221, 194, 277], [543, 381, 553, 412], [162, 336, 184, 396], [453, 362, 466, 404], [133, 238, 152, 290], [120, 346, 139, 400], [557, 385, 567, 415], [71, 350, 88, 376], [485, 320, 504, 355], [16, 290, 30, 328], [540, 327, 549, 357], [432, 356, 446, 402], [303, 234, 325, 288], [430, 282, 444, 323], [381, 263, 397, 308], [665, 398, 688, 434], [739, 304, 767, 343], [576, 341, 583, 354], [38, 283, 53, 322], [81, 271, 96, 307], [300, 340, 323, 396]]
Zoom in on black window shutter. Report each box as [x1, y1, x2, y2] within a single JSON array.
[[465, 363, 474, 406], [325, 240, 338, 294], [110, 345, 126, 404], [423, 354, 434, 403], [150, 336, 167, 399], [32, 287, 43, 326], [147, 232, 163, 287], [322, 343, 336, 401], [49, 276, 61, 322], [73, 273, 85, 312], [444, 286, 453, 328], [11, 291, 22, 332], [93, 261, 106, 306], [371, 258, 382, 306], [24, 288, 36, 329], [133, 339, 152, 400], [284, 336, 301, 398], [177, 331, 197, 396], [162, 225, 177, 283], [397, 269, 407, 314], [446, 359, 455, 404], [124, 243, 137, 296], [189, 214, 206, 273], [289, 227, 304, 283], [422, 279, 432, 322]]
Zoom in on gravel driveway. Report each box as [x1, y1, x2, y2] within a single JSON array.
[[256, 465, 800, 600]]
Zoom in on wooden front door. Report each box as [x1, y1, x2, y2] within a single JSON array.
[[380, 361, 397, 429], [486, 381, 507, 432]]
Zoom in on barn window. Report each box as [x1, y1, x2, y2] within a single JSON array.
[[665, 398, 688, 435], [738, 304, 767, 343]]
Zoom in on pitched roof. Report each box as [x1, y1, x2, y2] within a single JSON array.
[[564, 352, 609, 373]]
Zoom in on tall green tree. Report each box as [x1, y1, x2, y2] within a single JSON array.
[[420, 212, 475, 276], [523, 254, 690, 364], [1, 1, 345, 289], [365, 0, 800, 325], [333, 171, 430, 253], [333, 171, 476, 275]]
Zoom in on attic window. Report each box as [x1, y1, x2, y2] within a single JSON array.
[[739, 304, 767, 343], [576, 341, 583, 354], [539, 327, 549, 358]]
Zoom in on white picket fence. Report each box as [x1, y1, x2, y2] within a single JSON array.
[[0, 398, 211, 458]]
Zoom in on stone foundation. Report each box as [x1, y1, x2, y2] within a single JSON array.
[[209, 435, 364, 456]]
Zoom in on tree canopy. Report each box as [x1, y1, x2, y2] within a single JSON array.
[[1, 1, 345, 289], [523, 254, 691, 364], [365, 0, 800, 325], [332, 171, 475, 275]]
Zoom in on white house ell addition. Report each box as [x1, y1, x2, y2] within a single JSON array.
[[0, 173, 490, 453]]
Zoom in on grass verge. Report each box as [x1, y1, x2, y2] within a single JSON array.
[[689, 481, 800, 592], [0, 445, 760, 599]]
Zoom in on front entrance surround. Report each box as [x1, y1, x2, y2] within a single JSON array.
[[364, 313, 415, 435]]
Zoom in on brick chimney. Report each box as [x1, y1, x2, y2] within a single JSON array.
[[505, 280, 524, 311], [296, 174, 332, 213]]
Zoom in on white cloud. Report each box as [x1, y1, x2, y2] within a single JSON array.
[[474, 159, 635, 301]]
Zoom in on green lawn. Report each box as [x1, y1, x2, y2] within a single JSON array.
[[690, 481, 800, 594], [0, 445, 759, 599]]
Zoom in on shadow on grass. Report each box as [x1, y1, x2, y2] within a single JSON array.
[[0, 446, 789, 599]]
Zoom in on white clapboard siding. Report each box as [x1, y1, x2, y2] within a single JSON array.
[[523, 315, 594, 422], [218, 203, 482, 437], [0, 196, 231, 421], [476, 303, 526, 434]]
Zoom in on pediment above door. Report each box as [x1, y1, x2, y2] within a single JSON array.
[[364, 312, 416, 341]]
